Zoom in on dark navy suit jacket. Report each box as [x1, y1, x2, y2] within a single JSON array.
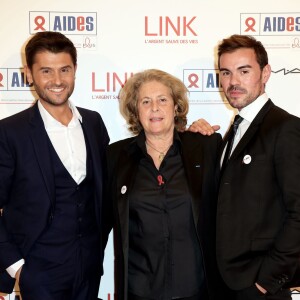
[[0, 102, 109, 293]]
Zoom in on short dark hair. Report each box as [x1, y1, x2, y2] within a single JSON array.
[[218, 34, 268, 70], [25, 31, 77, 69]]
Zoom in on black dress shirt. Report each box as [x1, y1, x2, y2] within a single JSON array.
[[127, 132, 205, 300]]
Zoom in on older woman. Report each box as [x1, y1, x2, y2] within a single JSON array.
[[105, 69, 231, 300]]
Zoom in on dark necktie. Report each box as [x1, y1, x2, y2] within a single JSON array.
[[221, 114, 243, 170]]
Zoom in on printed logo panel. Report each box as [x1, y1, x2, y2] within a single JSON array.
[[29, 11, 97, 35]]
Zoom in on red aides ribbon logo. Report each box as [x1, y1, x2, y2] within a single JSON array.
[[157, 175, 165, 186], [188, 73, 199, 88], [34, 16, 46, 30], [245, 17, 256, 32], [0, 72, 4, 87]]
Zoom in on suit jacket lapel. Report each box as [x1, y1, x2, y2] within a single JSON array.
[[230, 99, 273, 161], [76, 108, 108, 225], [180, 134, 204, 226], [80, 113, 102, 184], [116, 141, 141, 247], [29, 103, 55, 208]]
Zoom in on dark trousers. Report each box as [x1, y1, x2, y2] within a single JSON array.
[[236, 285, 292, 300], [19, 249, 101, 300]]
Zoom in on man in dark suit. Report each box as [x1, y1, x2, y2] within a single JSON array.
[[0, 31, 109, 300], [190, 34, 300, 300]]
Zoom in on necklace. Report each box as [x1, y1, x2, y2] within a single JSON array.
[[145, 141, 172, 162]]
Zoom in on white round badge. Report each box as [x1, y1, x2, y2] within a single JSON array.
[[243, 154, 252, 165], [121, 185, 127, 194]]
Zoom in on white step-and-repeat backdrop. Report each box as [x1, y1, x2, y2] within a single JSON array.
[[1, 0, 299, 299]]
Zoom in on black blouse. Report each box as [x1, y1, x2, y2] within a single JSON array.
[[127, 132, 205, 300]]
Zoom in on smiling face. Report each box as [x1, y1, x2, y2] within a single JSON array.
[[219, 48, 271, 110], [25, 51, 76, 109], [137, 80, 177, 138]]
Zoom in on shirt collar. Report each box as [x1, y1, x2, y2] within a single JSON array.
[[239, 93, 268, 123], [38, 100, 82, 129]]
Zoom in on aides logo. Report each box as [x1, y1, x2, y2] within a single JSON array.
[[29, 11, 97, 35], [183, 69, 223, 104], [144, 16, 199, 45], [0, 68, 33, 91], [241, 13, 300, 36], [183, 69, 222, 92]]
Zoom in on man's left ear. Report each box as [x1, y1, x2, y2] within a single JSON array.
[[262, 64, 271, 83]]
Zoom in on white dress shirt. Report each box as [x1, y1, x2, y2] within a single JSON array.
[[6, 100, 86, 278], [38, 100, 87, 184], [221, 93, 269, 165]]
